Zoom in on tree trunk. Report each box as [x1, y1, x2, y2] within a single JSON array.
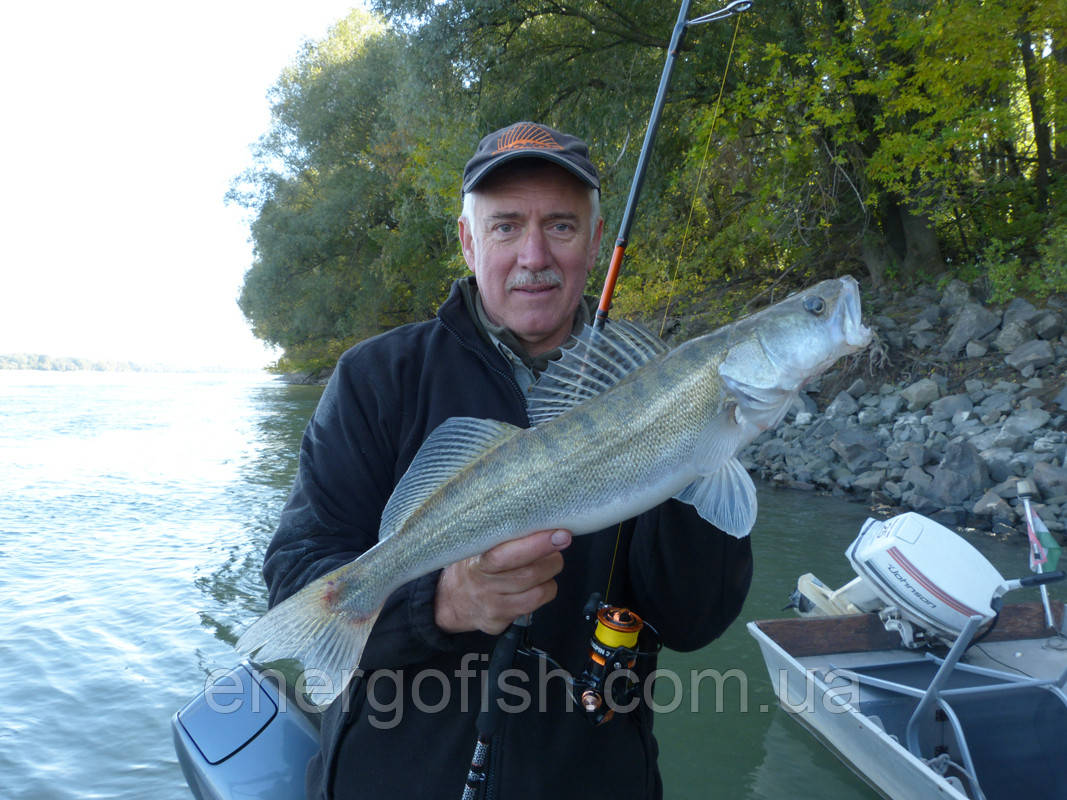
[[1018, 19, 1051, 211], [1053, 30, 1066, 168], [876, 197, 943, 282]]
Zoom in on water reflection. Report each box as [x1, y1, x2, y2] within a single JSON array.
[[195, 382, 323, 626], [748, 711, 877, 798]]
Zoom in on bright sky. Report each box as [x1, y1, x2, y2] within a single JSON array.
[[0, 1, 364, 370]]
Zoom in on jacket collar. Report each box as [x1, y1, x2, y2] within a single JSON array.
[[446, 276, 593, 375]]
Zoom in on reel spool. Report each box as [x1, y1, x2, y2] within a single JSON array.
[[574, 596, 657, 725]]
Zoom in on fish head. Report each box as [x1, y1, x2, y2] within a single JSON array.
[[717, 276, 872, 430]]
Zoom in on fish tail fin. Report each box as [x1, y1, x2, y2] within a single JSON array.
[[235, 571, 382, 707]]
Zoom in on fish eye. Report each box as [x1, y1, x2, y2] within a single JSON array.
[[803, 295, 825, 315]]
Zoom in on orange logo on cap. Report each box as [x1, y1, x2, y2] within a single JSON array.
[[494, 123, 564, 154]]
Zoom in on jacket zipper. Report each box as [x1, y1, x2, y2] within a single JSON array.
[[439, 317, 528, 413]]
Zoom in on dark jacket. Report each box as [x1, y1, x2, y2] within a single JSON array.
[[262, 279, 753, 800]]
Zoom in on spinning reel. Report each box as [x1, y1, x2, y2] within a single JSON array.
[[571, 593, 661, 725]]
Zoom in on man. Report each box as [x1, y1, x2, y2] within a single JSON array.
[[262, 121, 753, 800]]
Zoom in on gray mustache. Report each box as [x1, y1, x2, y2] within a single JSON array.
[[507, 271, 562, 290]]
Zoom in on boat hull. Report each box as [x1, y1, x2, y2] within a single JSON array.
[[748, 603, 1067, 800]]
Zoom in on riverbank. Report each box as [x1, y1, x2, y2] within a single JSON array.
[[738, 279, 1067, 537]]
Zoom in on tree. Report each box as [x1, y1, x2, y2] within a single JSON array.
[[237, 0, 1066, 370], [233, 9, 460, 370]]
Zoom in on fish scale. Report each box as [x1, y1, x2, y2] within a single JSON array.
[[236, 276, 872, 705]]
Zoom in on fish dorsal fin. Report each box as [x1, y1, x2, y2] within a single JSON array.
[[379, 417, 522, 539], [527, 320, 669, 425]]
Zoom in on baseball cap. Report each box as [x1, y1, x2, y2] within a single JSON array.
[[462, 121, 600, 194]]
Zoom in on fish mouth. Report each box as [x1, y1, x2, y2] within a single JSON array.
[[836, 276, 873, 349]]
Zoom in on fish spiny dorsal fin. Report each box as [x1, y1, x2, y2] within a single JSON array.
[[379, 417, 522, 539], [527, 320, 669, 426]]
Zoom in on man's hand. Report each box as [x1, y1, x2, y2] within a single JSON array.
[[434, 529, 572, 635]]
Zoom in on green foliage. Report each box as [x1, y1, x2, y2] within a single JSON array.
[[979, 219, 1067, 304], [236, 1, 1067, 371]]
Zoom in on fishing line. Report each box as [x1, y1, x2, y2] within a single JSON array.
[[606, 9, 746, 605], [659, 13, 743, 338], [603, 522, 625, 600], [605, 13, 744, 600]]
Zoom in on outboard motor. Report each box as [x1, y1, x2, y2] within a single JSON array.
[[794, 512, 1063, 648]]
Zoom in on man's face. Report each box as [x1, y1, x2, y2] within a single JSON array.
[[459, 163, 603, 356]]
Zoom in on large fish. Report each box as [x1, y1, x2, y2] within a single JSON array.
[[237, 276, 872, 704]]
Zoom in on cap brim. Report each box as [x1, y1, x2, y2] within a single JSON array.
[[462, 151, 600, 194]]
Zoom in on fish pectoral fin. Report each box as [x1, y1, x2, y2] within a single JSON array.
[[691, 403, 757, 474], [673, 457, 757, 538], [236, 565, 382, 707], [380, 417, 522, 539], [726, 384, 794, 432]]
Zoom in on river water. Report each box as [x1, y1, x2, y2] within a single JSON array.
[[0, 370, 1054, 799]]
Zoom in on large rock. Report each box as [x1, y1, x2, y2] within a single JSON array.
[[941, 303, 1001, 357], [1055, 384, 1067, 412], [940, 279, 972, 312], [1004, 339, 1055, 372], [929, 393, 973, 422], [846, 378, 868, 397], [972, 490, 1015, 525], [1003, 297, 1041, 326], [1034, 311, 1064, 340], [1032, 461, 1067, 499], [977, 391, 1015, 417], [1001, 408, 1051, 435], [979, 447, 1017, 483], [893, 419, 928, 443], [826, 391, 860, 417], [1033, 433, 1067, 462], [992, 320, 1032, 353], [857, 407, 884, 427], [927, 440, 989, 506], [967, 429, 999, 452], [902, 464, 934, 492], [830, 429, 884, 472], [901, 489, 941, 514], [971, 489, 1003, 513], [886, 441, 926, 467], [853, 469, 887, 492], [901, 378, 941, 411], [879, 393, 905, 417]]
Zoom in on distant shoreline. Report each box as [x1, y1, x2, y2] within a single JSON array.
[[0, 354, 269, 374]]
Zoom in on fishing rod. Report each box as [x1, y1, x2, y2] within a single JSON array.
[[460, 3, 754, 798], [595, 0, 753, 330]]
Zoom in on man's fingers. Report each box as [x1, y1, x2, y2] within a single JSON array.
[[477, 529, 572, 574], [483, 551, 564, 594], [434, 529, 572, 635], [481, 580, 561, 635]]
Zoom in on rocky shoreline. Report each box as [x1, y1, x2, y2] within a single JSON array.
[[739, 279, 1067, 538]]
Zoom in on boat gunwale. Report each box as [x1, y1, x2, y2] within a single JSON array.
[[751, 601, 1064, 659]]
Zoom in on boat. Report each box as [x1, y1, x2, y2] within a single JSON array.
[[748, 487, 1067, 800]]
